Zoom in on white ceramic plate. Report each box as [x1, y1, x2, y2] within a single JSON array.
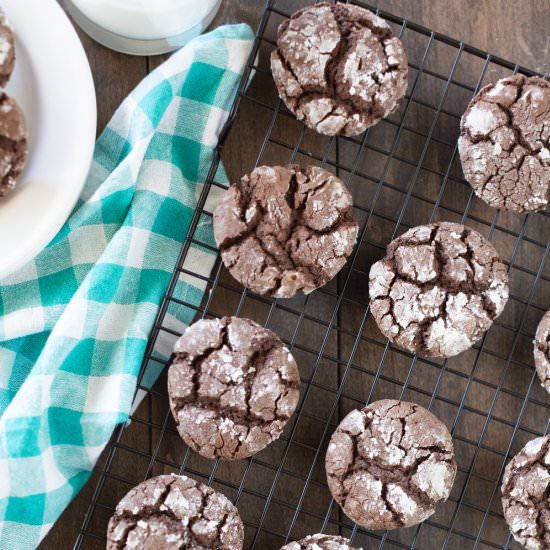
[[0, 0, 96, 280]]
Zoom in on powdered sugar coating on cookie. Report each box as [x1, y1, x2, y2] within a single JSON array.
[[325, 400, 456, 530], [534, 310, 550, 394], [271, 2, 407, 136], [213, 165, 358, 298], [168, 317, 300, 460], [106, 474, 244, 549], [501, 435, 550, 550], [0, 92, 28, 197], [281, 533, 360, 550], [0, 9, 14, 87], [458, 75, 550, 212], [369, 222, 509, 358]]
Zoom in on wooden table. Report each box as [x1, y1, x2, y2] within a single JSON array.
[[43, 1, 550, 548]]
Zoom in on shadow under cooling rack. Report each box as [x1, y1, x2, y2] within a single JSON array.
[[75, 1, 550, 549]]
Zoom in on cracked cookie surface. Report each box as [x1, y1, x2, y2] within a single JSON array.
[[534, 310, 550, 394], [213, 165, 358, 298], [168, 317, 300, 460], [0, 9, 14, 87], [0, 92, 28, 197], [501, 435, 550, 550], [270, 2, 408, 136], [458, 75, 550, 213], [368, 222, 509, 358], [106, 474, 244, 550], [325, 400, 456, 530], [281, 534, 360, 549]]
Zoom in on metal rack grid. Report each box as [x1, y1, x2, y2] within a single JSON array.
[[75, 1, 550, 548]]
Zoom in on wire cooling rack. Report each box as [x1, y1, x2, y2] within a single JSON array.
[[75, 1, 550, 548]]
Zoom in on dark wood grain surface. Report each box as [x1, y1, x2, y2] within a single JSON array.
[[42, 1, 549, 548]]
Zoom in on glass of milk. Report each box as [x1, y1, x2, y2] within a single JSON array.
[[65, 0, 223, 55]]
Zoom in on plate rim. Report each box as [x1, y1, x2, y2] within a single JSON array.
[[0, 0, 96, 281]]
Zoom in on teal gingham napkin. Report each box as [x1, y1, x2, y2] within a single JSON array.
[[0, 24, 254, 548]]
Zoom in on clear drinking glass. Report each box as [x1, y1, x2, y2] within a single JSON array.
[[65, 0, 223, 55]]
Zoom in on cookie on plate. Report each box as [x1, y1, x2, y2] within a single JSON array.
[[271, 2, 408, 136], [0, 92, 28, 197], [325, 399, 456, 530], [281, 534, 360, 550], [213, 165, 359, 298], [106, 474, 244, 549], [534, 310, 550, 393], [168, 316, 300, 460], [458, 75, 550, 213], [369, 222, 509, 358], [501, 435, 550, 550], [0, 9, 15, 87]]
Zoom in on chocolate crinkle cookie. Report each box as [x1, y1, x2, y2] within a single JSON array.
[[270, 2, 408, 136], [369, 222, 509, 358], [213, 165, 359, 298], [534, 310, 550, 394], [501, 435, 550, 550], [168, 317, 300, 460], [458, 75, 550, 213], [281, 534, 361, 550], [106, 474, 244, 550], [325, 400, 456, 530], [0, 92, 28, 197], [0, 9, 15, 87]]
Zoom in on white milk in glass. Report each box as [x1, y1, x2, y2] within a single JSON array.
[[66, 0, 222, 55]]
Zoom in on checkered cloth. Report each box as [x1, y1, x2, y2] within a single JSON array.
[[0, 24, 253, 548]]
